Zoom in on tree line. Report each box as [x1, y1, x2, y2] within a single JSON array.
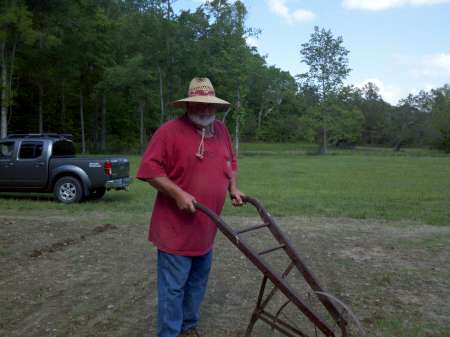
[[1, 0, 449, 153]]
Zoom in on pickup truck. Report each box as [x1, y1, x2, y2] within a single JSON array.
[[0, 133, 131, 203]]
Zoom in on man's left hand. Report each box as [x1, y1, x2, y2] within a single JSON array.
[[230, 188, 245, 207]]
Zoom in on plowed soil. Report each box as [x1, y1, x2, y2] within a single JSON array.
[[1, 214, 449, 337]]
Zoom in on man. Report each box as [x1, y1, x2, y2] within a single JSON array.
[[137, 77, 244, 337]]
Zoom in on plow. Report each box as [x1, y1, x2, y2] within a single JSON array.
[[195, 196, 366, 337]]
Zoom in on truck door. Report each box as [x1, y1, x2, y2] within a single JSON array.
[[14, 141, 47, 188], [0, 141, 16, 187]]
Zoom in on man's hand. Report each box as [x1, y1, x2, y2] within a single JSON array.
[[148, 177, 196, 213], [229, 188, 245, 207], [175, 190, 197, 213]]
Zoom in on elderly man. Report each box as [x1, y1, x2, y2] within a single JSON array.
[[137, 78, 244, 337]]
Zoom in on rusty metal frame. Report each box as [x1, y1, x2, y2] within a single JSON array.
[[195, 196, 348, 337]]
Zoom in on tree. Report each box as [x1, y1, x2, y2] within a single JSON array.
[[102, 54, 155, 152], [359, 82, 392, 145], [431, 85, 450, 152], [26, 0, 64, 133], [5, 0, 447, 153], [0, 0, 36, 137], [64, 1, 115, 153], [391, 93, 429, 151], [299, 26, 351, 153], [299, 86, 363, 147]]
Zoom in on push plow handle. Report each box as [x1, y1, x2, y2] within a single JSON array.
[[194, 197, 351, 337]]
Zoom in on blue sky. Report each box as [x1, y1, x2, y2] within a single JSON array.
[[174, 0, 450, 104]]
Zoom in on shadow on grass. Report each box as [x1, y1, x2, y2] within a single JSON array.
[[0, 193, 54, 202], [0, 192, 132, 204]]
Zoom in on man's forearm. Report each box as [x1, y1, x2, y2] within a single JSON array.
[[228, 173, 239, 193], [228, 172, 245, 206]]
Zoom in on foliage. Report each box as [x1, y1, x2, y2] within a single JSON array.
[[431, 85, 450, 152], [298, 26, 351, 100], [0, 0, 37, 137], [0, 1, 448, 153], [298, 26, 351, 153]]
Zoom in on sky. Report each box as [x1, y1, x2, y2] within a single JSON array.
[[174, 0, 450, 104]]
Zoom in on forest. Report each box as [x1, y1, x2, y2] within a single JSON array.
[[1, 0, 449, 153]]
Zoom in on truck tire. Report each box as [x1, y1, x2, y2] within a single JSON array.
[[54, 176, 83, 204], [88, 187, 106, 200]]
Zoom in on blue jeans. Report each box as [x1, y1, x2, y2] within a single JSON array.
[[157, 250, 213, 337]]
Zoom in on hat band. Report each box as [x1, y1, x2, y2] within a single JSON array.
[[189, 89, 215, 97]]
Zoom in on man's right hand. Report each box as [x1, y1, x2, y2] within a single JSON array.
[[175, 190, 196, 213], [148, 177, 196, 213]]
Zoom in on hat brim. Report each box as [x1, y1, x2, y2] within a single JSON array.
[[170, 96, 231, 112]]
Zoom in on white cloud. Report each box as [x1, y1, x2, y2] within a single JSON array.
[[424, 53, 450, 75], [268, 0, 289, 17], [343, 0, 450, 10], [246, 36, 259, 48], [193, 0, 241, 3], [267, 0, 316, 24], [396, 53, 450, 79], [292, 9, 316, 22], [356, 78, 408, 104], [355, 53, 450, 104]]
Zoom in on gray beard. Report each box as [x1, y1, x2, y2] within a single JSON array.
[[188, 114, 216, 127]]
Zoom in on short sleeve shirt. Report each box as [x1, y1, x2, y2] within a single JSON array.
[[136, 116, 237, 256]]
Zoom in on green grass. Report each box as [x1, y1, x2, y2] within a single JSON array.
[[240, 142, 450, 157], [1, 143, 449, 225], [233, 154, 450, 225], [397, 234, 450, 251], [373, 317, 445, 337]]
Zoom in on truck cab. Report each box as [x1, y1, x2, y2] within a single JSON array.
[[0, 138, 49, 188]]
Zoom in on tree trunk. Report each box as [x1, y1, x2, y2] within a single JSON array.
[[165, 2, 174, 121], [158, 65, 164, 125], [320, 82, 328, 155], [93, 96, 99, 150], [139, 99, 145, 153], [235, 85, 241, 156], [320, 126, 328, 154], [61, 79, 66, 129], [80, 87, 86, 153], [38, 33, 44, 133], [7, 37, 17, 130], [38, 83, 44, 133], [166, 68, 172, 120], [101, 94, 106, 151], [320, 102, 328, 155], [222, 107, 231, 123], [166, 0, 172, 18], [257, 101, 264, 129], [1, 42, 7, 138]]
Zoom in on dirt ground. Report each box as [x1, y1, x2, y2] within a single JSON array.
[[0, 213, 449, 337]]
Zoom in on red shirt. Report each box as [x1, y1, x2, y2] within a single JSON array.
[[136, 116, 237, 256]]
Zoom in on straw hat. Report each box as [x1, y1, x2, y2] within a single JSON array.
[[170, 77, 230, 111]]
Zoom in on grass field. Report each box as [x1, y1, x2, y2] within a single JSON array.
[[1, 143, 449, 226]]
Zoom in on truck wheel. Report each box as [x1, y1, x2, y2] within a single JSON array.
[[54, 177, 83, 204], [88, 187, 106, 200]]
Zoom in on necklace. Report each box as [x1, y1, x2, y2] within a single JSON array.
[[196, 124, 215, 138]]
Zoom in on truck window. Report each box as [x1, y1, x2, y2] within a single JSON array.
[[52, 140, 75, 157], [0, 141, 14, 159], [19, 141, 43, 159]]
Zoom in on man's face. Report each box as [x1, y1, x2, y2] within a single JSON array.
[[187, 103, 217, 127], [188, 102, 216, 116]]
